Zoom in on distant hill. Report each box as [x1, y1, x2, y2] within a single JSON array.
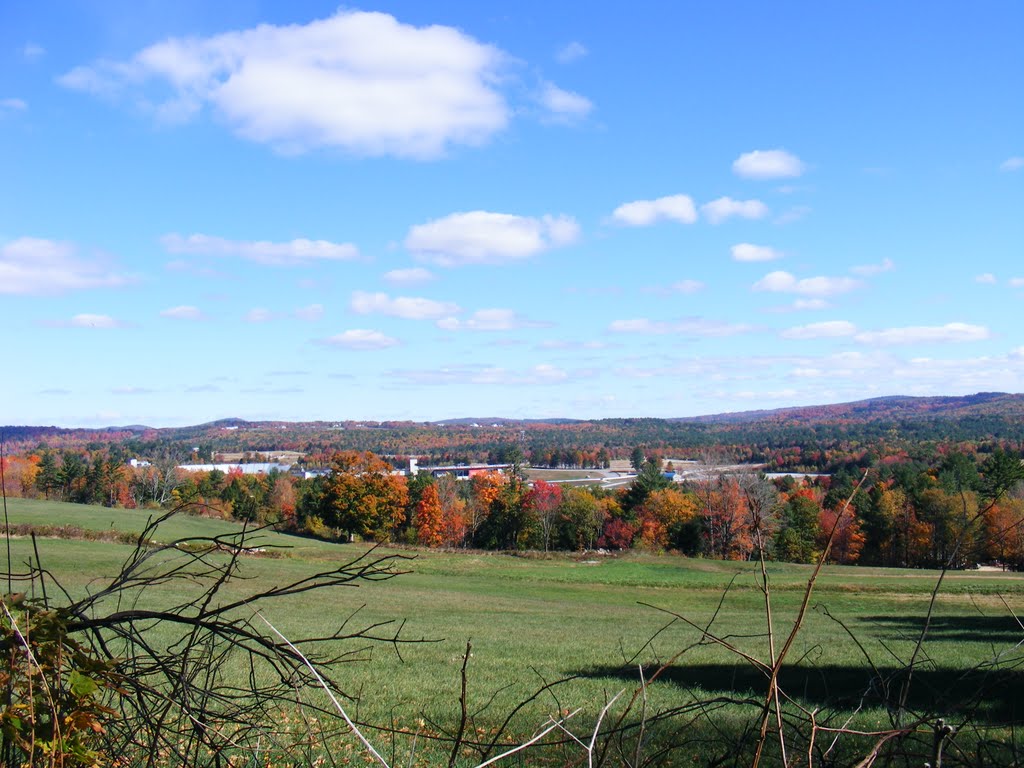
[[3, 393, 1022, 464], [433, 417, 584, 426], [673, 392, 1024, 425]]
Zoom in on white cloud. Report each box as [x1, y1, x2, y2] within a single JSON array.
[[321, 329, 400, 349], [753, 270, 861, 297], [0, 98, 27, 112], [791, 367, 825, 378], [775, 205, 811, 225], [350, 290, 459, 320], [160, 305, 206, 320], [406, 211, 579, 266], [538, 339, 609, 350], [850, 258, 894, 276], [608, 317, 754, 337], [0, 237, 131, 295], [538, 82, 593, 121], [23, 43, 45, 60], [68, 313, 121, 329], [245, 308, 276, 323], [975, 273, 997, 285], [436, 308, 541, 331], [700, 196, 769, 224], [472, 364, 573, 385], [45, 313, 125, 329], [294, 304, 324, 322], [162, 233, 359, 266], [611, 194, 697, 226], [792, 298, 829, 311], [854, 322, 991, 345], [668, 279, 705, 294], [733, 149, 805, 179], [60, 11, 510, 159], [731, 243, 782, 262], [112, 386, 154, 395], [391, 362, 584, 386], [999, 156, 1024, 172], [1010, 277, 1024, 288], [383, 267, 434, 284], [556, 41, 588, 63], [781, 320, 857, 339]]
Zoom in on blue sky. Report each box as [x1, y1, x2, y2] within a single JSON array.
[[2, 1, 1022, 427]]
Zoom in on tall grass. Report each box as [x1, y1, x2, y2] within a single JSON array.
[[4, 498, 1024, 765]]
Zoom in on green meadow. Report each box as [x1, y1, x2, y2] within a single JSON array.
[[4, 497, 1023, 765]]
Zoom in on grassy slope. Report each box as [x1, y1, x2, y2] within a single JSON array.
[[5, 498, 1023, 764]]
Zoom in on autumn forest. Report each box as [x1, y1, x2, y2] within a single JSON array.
[[4, 392, 1024, 571]]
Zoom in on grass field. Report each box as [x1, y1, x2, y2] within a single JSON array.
[[4, 497, 1023, 765]]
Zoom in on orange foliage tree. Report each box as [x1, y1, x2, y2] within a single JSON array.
[[984, 498, 1024, 569], [465, 472, 505, 544], [414, 483, 444, 547], [635, 487, 697, 551], [818, 507, 865, 564], [325, 451, 409, 542], [435, 474, 467, 547]]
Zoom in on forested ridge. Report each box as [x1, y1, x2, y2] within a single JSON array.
[[5, 392, 1024, 470], [3, 392, 1024, 570]]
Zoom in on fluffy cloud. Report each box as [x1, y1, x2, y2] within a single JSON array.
[[112, 386, 154, 395], [436, 308, 542, 331], [611, 195, 697, 226], [733, 149, 805, 179], [0, 237, 131, 295], [774, 205, 811, 225], [69, 313, 122, 329], [391, 363, 581, 387], [668, 280, 705, 294], [162, 233, 358, 266], [556, 41, 588, 63], [1010, 278, 1024, 288], [850, 258, 894, 276], [160, 305, 206, 320], [608, 317, 754, 337], [1000, 156, 1024, 172], [46, 313, 125, 329], [974, 273, 997, 285], [781, 320, 857, 339], [60, 11, 512, 158], [792, 298, 829, 310], [320, 329, 400, 349], [538, 339, 609, 350], [245, 308, 276, 323], [700, 197, 769, 224], [294, 304, 325, 322], [406, 211, 579, 265], [538, 82, 593, 121], [753, 271, 861, 297], [472, 364, 572, 385], [0, 98, 27, 112], [854, 322, 991, 345], [383, 267, 434, 284], [350, 290, 459, 320], [731, 243, 782, 262]]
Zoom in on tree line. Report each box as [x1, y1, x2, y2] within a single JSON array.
[[4, 445, 1023, 570]]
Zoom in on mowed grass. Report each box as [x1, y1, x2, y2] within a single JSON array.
[[5, 497, 1024, 765]]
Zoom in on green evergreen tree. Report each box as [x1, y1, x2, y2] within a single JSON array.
[[35, 451, 60, 500]]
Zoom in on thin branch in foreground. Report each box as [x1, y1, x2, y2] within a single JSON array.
[[257, 611, 392, 768]]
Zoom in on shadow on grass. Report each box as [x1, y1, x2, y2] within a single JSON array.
[[859, 613, 1024, 644], [573, 660, 1024, 725]]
